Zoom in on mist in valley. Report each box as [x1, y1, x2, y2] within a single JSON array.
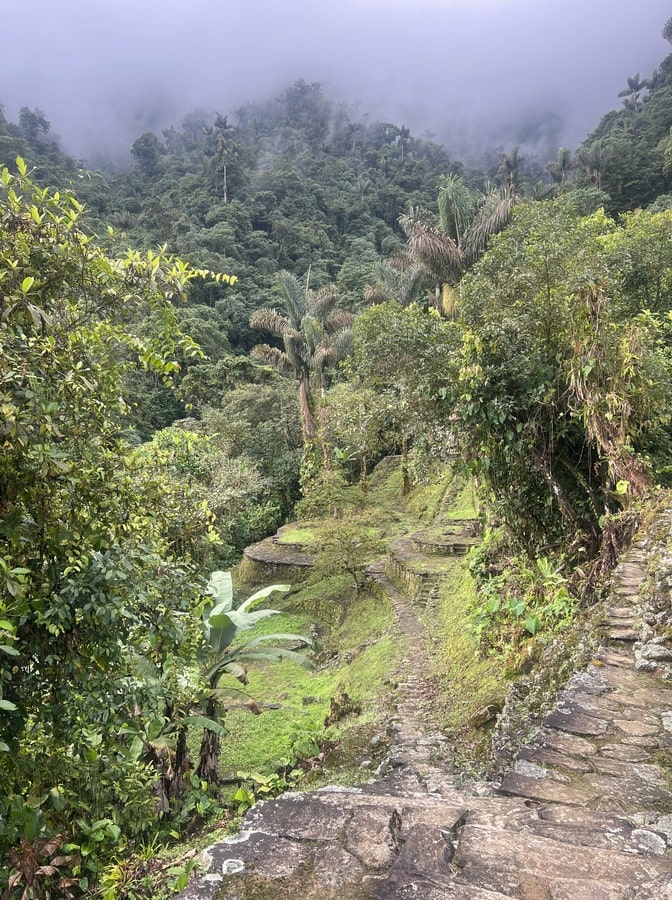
[[3, 0, 672, 167]]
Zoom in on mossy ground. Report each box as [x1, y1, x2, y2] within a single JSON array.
[[218, 460, 503, 782], [275, 525, 318, 544]]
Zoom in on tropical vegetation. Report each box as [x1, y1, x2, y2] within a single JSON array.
[[3, 17, 672, 896]]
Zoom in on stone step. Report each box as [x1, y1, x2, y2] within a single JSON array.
[[452, 822, 672, 896], [498, 771, 600, 806], [607, 605, 639, 618], [463, 804, 667, 855], [607, 627, 639, 641]]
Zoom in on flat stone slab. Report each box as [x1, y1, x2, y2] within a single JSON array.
[[584, 770, 672, 812], [453, 824, 672, 894], [518, 745, 593, 773], [607, 606, 638, 618], [539, 727, 599, 757], [544, 707, 609, 736], [206, 829, 313, 880], [599, 743, 651, 762], [597, 649, 636, 668], [498, 772, 600, 806], [243, 791, 354, 840], [613, 718, 660, 736], [607, 627, 639, 641], [541, 878, 633, 899]]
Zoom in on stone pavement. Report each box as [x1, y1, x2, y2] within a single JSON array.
[[178, 539, 672, 899]]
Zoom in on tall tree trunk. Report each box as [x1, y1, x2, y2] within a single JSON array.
[[299, 373, 315, 439]]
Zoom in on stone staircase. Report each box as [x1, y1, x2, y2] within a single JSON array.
[[178, 533, 672, 899]]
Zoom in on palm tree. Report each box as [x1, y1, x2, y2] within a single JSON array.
[[575, 141, 610, 191], [547, 147, 574, 191], [618, 73, 648, 108], [363, 253, 426, 307], [250, 271, 354, 439], [398, 167, 522, 313]]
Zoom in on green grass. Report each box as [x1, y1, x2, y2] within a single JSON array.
[[216, 581, 397, 778], [420, 557, 506, 738], [218, 664, 335, 775], [276, 526, 317, 544], [333, 589, 394, 646]]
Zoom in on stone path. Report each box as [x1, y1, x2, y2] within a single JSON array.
[[366, 561, 453, 793], [178, 537, 672, 899]]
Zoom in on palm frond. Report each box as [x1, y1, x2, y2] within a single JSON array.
[[325, 309, 355, 332], [312, 343, 337, 372], [363, 281, 393, 304], [398, 206, 437, 238], [250, 344, 293, 375], [437, 173, 476, 244], [284, 330, 310, 369], [301, 315, 324, 353], [331, 328, 353, 360], [277, 270, 306, 328], [407, 220, 463, 282], [398, 264, 427, 306], [309, 286, 340, 319], [463, 189, 517, 264], [249, 307, 291, 336]]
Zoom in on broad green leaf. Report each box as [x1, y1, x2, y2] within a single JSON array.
[[206, 571, 233, 606], [239, 583, 291, 612], [182, 716, 228, 737]]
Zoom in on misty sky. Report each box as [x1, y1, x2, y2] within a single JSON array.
[[2, 0, 671, 163]]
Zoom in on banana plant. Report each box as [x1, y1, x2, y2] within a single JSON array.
[[197, 571, 321, 783]]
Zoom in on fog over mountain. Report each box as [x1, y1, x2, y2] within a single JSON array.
[[3, 0, 672, 164]]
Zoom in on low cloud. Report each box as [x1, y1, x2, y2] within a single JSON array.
[[3, 0, 671, 163]]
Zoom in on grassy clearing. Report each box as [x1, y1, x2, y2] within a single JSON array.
[[217, 664, 335, 775], [217, 577, 397, 779]]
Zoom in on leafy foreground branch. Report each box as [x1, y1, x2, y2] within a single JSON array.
[[0, 163, 322, 898]]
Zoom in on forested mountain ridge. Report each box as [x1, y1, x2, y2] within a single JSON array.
[[577, 48, 672, 210], [4, 25, 672, 898]]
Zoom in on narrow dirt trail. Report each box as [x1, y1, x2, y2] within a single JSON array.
[[366, 561, 453, 792]]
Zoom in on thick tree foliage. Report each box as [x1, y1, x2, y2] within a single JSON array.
[[0, 162, 238, 890], [455, 198, 672, 557]]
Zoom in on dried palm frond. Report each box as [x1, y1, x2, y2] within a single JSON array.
[[250, 344, 294, 375], [406, 220, 463, 282], [249, 307, 291, 335]]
